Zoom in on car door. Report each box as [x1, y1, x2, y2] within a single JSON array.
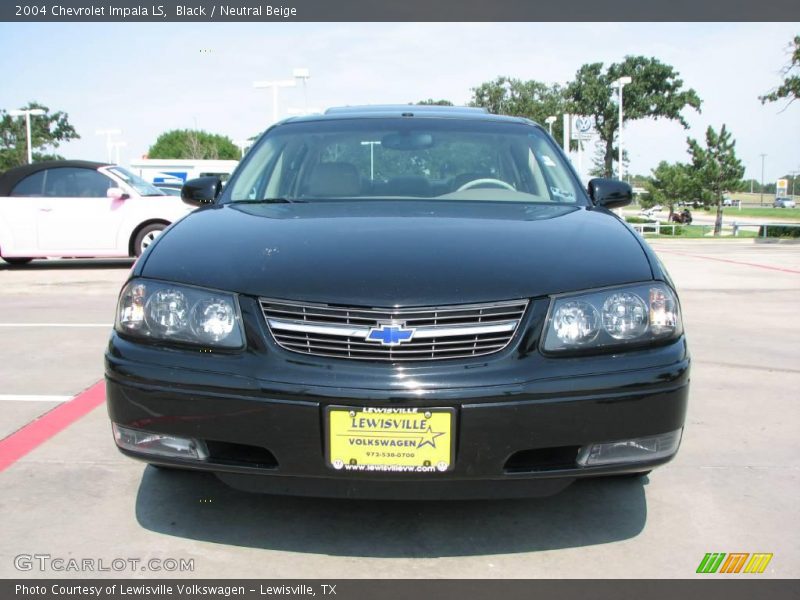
[[0, 170, 45, 255], [36, 167, 123, 254]]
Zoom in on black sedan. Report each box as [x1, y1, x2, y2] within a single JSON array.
[[106, 106, 689, 499]]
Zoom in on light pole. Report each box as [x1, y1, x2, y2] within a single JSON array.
[[293, 68, 310, 112], [544, 115, 556, 136], [109, 141, 127, 164], [9, 108, 46, 164], [234, 140, 251, 158], [613, 76, 632, 180], [253, 79, 297, 124], [360, 141, 380, 180], [95, 128, 122, 162], [759, 153, 766, 206]]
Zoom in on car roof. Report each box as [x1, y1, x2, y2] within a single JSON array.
[[0, 160, 112, 196], [280, 105, 538, 127]]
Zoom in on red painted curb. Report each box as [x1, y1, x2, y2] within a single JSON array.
[[0, 380, 106, 473]]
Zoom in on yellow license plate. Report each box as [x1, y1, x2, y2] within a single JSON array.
[[327, 406, 454, 473]]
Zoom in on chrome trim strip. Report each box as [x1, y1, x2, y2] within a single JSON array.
[[268, 320, 369, 338], [260, 297, 527, 314], [268, 318, 518, 339]]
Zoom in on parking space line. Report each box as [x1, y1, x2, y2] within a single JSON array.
[[0, 395, 72, 402], [0, 381, 105, 473], [0, 323, 110, 327], [657, 250, 800, 275]]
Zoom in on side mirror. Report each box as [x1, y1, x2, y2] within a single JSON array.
[[181, 176, 222, 207], [588, 178, 632, 209], [107, 187, 129, 200]]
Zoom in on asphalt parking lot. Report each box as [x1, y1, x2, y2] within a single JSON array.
[[0, 240, 797, 579]]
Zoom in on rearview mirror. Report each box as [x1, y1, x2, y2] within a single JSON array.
[[588, 178, 632, 209], [381, 131, 434, 151], [181, 176, 222, 207], [106, 187, 129, 200]]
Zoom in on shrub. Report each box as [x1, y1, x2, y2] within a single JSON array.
[[758, 225, 800, 238]]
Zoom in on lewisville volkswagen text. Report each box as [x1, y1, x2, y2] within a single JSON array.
[[105, 106, 689, 499]]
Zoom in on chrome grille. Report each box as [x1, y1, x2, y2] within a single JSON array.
[[260, 298, 529, 362]]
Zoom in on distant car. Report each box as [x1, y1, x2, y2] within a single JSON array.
[[722, 197, 736, 207], [157, 184, 183, 197], [0, 160, 194, 265], [773, 197, 796, 208]]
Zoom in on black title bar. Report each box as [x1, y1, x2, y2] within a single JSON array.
[[3, 0, 800, 22]]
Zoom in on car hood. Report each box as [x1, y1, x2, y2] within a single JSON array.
[[140, 201, 652, 306]]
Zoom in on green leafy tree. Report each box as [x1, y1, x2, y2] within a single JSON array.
[[643, 161, 697, 214], [148, 129, 239, 160], [566, 56, 702, 178], [469, 77, 568, 143], [589, 143, 630, 179], [760, 35, 800, 108], [687, 125, 745, 236], [415, 99, 454, 106], [0, 102, 80, 170]]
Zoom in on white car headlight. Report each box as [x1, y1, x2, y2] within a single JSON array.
[[115, 279, 244, 349], [543, 282, 682, 353]]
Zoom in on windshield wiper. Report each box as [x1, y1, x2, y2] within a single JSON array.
[[231, 198, 305, 204]]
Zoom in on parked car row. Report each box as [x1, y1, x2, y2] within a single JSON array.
[[0, 160, 194, 264]]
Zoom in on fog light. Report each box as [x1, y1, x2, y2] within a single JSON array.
[[576, 429, 682, 467], [112, 424, 208, 460]]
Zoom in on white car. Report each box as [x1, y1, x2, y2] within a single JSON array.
[[0, 160, 194, 265], [773, 197, 796, 208]]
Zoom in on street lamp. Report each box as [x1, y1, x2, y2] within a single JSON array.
[[9, 108, 46, 164], [253, 79, 297, 124], [759, 153, 767, 206], [254, 68, 311, 125], [360, 141, 380, 180], [293, 67, 311, 111], [613, 76, 632, 180], [109, 141, 127, 165], [95, 128, 122, 162], [544, 115, 557, 136], [234, 140, 251, 158]]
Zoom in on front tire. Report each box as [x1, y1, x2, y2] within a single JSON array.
[[133, 223, 166, 257]]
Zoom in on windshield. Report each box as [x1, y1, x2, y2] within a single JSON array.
[[224, 118, 584, 205], [108, 166, 167, 197]]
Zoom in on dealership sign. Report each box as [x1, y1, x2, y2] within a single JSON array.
[[571, 116, 595, 141]]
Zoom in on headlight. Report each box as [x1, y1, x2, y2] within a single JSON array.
[[543, 282, 682, 353], [115, 279, 244, 349]]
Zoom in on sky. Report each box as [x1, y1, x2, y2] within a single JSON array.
[[0, 22, 798, 182]]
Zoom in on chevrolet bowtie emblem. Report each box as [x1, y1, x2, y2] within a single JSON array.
[[365, 324, 415, 346]]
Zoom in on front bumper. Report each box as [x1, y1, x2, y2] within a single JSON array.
[[105, 332, 690, 500]]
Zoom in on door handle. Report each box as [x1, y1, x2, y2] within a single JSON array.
[[38, 207, 53, 212]]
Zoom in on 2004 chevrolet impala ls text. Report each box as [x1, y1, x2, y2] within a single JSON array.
[[105, 106, 689, 499]]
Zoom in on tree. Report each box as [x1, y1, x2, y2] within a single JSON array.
[[687, 125, 745, 236], [0, 102, 80, 170], [148, 129, 239, 160], [589, 143, 630, 179], [416, 99, 454, 106], [566, 56, 702, 178], [469, 77, 569, 142], [643, 161, 697, 214], [759, 35, 800, 108]]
